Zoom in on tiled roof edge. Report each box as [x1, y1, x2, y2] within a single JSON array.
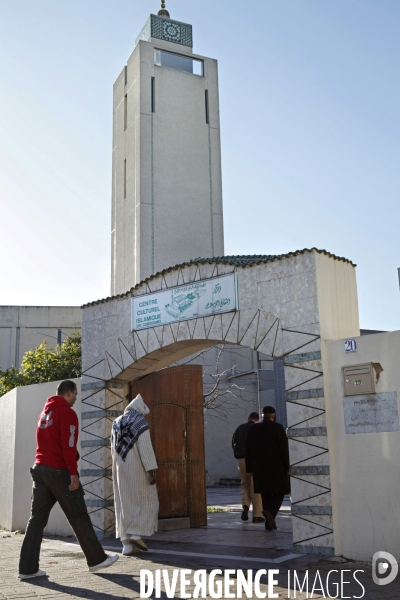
[[82, 248, 356, 308]]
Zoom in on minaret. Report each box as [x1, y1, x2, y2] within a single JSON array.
[[111, 2, 224, 295]]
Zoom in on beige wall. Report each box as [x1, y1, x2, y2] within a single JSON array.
[[111, 33, 224, 295], [314, 253, 361, 557], [0, 306, 81, 370], [326, 331, 400, 560], [2, 388, 17, 529], [315, 253, 360, 343], [0, 379, 81, 536]]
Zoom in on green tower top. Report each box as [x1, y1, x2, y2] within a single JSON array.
[[135, 2, 193, 48]]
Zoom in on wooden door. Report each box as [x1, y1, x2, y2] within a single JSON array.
[[130, 364, 206, 527]]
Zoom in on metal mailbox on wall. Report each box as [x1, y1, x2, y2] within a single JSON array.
[[342, 363, 375, 396]]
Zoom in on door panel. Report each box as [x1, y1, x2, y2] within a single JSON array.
[[152, 404, 188, 518], [186, 370, 207, 527], [130, 364, 206, 527]]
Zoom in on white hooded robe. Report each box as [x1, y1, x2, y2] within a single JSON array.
[[111, 394, 159, 540]]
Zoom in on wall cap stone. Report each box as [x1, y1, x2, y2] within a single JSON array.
[[82, 249, 356, 308]]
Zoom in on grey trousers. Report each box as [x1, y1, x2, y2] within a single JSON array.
[[19, 464, 107, 575]]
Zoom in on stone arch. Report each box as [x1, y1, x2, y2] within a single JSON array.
[[84, 308, 282, 384], [80, 250, 359, 555]]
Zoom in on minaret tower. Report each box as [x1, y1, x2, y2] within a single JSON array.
[[111, 2, 224, 295]]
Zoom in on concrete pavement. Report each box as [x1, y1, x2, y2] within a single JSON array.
[[0, 489, 397, 599]]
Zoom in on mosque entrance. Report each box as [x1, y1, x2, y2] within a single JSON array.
[[130, 364, 207, 528], [81, 250, 359, 554]]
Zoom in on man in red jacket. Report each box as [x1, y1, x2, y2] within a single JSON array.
[[18, 380, 118, 579]]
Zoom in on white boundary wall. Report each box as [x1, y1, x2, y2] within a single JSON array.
[[0, 378, 81, 536], [326, 331, 400, 560]]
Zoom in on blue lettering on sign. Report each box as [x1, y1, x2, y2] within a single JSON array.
[[137, 307, 160, 315], [138, 299, 158, 307]]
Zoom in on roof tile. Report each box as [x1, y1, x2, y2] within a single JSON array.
[[82, 248, 355, 308]]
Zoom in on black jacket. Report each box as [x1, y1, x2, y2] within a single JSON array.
[[245, 418, 290, 495], [232, 421, 255, 459]]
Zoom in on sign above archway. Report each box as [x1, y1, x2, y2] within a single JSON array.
[[131, 273, 238, 331]]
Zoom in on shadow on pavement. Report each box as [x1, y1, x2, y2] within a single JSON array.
[[22, 575, 140, 599]]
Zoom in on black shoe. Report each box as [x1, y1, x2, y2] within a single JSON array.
[[241, 506, 249, 521], [263, 510, 277, 530], [252, 517, 265, 523]]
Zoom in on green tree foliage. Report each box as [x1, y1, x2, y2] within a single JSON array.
[[0, 332, 82, 397]]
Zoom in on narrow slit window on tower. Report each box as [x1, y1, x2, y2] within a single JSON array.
[[205, 90, 209, 124], [124, 159, 127, 199], [124, 94, 127, 130], [151, 78, 155, 112]]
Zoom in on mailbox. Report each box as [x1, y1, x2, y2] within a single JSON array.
[[342, 363, 375, 396]]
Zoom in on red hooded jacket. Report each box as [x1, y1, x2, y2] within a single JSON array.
[[35, 395, 80, 476]]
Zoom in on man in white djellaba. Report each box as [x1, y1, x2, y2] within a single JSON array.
[[111, 394, 159, 555]]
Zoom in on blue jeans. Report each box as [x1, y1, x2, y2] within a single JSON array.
[[19, 464, 107, 574]]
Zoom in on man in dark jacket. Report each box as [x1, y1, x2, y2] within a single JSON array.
[[245, 406, 290, 531], [232, 412, 264, 523], [18, 380, 119, 579]]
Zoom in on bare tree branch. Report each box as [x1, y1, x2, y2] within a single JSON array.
[[175, 343, 257, 419]]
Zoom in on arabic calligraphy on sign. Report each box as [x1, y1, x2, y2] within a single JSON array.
[[343, 392, 399, 434]]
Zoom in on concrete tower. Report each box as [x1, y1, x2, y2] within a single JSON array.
[[111, 2, 224, 295]]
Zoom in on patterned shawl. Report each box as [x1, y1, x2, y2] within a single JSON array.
[[111, 394, 150, 461]]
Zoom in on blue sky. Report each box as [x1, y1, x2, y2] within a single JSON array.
[[0, 0, 399, 331]]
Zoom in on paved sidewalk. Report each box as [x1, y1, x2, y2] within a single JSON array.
[[0, 489, 397, 599]]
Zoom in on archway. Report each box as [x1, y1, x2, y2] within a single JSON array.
[[80, 249, 359, 556]]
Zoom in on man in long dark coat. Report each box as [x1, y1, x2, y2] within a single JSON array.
[[245, 406, 290, 531]]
